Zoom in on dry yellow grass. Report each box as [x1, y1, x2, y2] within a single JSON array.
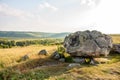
[[0, 45, 57, 68], [48, 62, 120, 80], [110, 35, 120, 44]]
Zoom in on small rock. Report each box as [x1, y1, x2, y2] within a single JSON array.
[[59, 58, 65, 62], [90, 59, 95, 65], [110, 44, 120, 54], [18, 54, 29, 62], [38, 49, 48, 55], [22, 54, 29, 61], [51, 51, 61, 60], [67, 63, 80, 69], [73, 57, 85, 63]]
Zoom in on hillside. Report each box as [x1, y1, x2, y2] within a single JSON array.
[[0, 34, 120, 80], [0, 31, 70, 39]]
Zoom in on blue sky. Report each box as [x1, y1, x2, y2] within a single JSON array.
[[0, 0, 120, 33]]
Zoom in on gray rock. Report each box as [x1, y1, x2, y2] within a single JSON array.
[[19, 54, 29, 62], [90, 59, 95, 65], [110, 44, 120, 54], [22, 54, 29, 60], [67, 63, 80, 68], [59, 58, 65, 62], [51, 51, 61, 60], [64, 30, 113, 57], [38, 49, 47, 55], [73, 57, 85, 63]]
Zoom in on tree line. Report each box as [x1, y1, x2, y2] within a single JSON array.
[[0, 39, 63, 48]]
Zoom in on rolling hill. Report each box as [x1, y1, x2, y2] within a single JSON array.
[[0, 31, 70, 39]]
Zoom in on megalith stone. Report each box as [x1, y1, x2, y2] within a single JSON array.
[[64, 30, 113, 57]]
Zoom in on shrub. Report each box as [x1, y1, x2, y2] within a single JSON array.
[[0, 62, 4, 68], [57, 46, 65, 54], [65, 56, 73, 63], [56, 46, 73, 62]]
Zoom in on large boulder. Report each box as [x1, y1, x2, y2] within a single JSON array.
[[64, 30, 113, 57]]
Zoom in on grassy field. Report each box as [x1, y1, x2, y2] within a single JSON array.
[[0, 45, 57, 69], [110, 34, 120, 44], [0, 35, 120, 80]]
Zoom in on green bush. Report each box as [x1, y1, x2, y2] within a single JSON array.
[[0, 62, 4, 68], [65, 56, 73, 63], [56, 46, 73, 62], [57, 46, 65, 54]]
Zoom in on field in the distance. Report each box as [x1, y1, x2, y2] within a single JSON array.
[[110, 34, 120, 43], [0, 35, 120, 80]]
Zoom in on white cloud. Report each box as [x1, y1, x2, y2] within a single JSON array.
[[80, 0, 97, 7], [39, 2, 58, 11], [0, 3, 34, 19], [88, 0, 96, 7], [80, 0, 87, 4]]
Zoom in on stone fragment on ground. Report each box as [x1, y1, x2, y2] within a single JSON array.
[[38, 49, 48, 55]]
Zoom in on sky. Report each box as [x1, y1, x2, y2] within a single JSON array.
[[0, 0, 120, 33]]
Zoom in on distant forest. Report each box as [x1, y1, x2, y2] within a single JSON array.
[[0, 39, 63, 48]]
